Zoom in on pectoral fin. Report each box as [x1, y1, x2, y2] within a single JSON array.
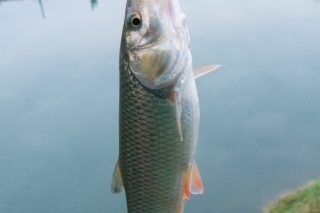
[[193, 64, 221, 79], [174, 91, 183, 141], [111, 160, 123, 194]]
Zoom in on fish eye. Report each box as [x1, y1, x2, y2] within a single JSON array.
[[132, 17, 141, 27], [128, 14, 142, 29]]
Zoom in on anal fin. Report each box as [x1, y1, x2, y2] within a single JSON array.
[[189, 161, 204, 194], [181, 160, 204, 199], [111, 160, 123, 194]]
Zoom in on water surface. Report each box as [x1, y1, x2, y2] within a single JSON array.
[[0, 0, 320, 212]]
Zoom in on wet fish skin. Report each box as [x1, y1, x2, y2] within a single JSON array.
[[112, 0, 220, 212], [117, 54, 198, 213]]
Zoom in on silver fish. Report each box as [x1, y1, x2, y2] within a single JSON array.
[[111, 0, 220, 212]]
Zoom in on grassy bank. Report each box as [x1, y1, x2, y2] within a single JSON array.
[[263, 180, 320, 213]]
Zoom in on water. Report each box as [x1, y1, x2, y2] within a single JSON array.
[[0, 0, 319, 212]]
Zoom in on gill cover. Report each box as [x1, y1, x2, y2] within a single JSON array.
[[124, 0, 190, 89]]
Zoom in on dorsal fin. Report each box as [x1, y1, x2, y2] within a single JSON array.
[[193, 64, 221, 79]]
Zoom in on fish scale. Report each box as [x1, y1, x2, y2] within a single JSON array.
[[119, 52, 195, 212]]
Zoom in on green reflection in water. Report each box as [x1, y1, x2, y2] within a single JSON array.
[[38, 0, 45, 18], [91, 0, 98, 10], [0, 0, 99, 18]]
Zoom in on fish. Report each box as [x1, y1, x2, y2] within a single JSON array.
[[111, 0, 220, 212]]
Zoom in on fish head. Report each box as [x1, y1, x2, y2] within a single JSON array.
[[122, 0, 190, 89]]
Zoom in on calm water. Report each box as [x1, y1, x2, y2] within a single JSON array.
[[1, 0, 320, 212]]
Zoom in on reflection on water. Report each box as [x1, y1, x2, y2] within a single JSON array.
[[91, 0, 98, 10], [0, 0, 45, 18], [0, 0, 319, 213], [0, 0, 99, 18], [38, 0, 44, 18]]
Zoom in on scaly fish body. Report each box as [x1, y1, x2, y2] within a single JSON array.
[[119, 55, 198, 212], [112, 1, 220, 212]]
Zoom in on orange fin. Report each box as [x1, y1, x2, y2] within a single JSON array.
[[181, 161, 203, 199], [182, 167, 191, 199], [189, 161, 204, 194]]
